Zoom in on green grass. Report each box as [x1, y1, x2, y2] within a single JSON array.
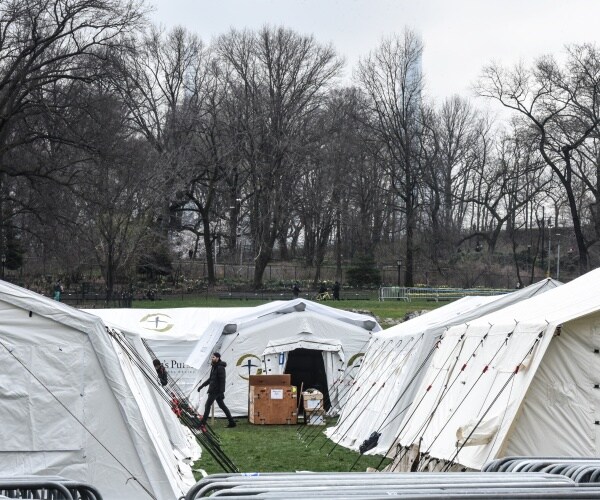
[[135, 296, 442, 325], [194, 418, 389, 476]]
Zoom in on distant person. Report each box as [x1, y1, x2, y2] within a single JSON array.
[[292, 283, 301, 298], [153, 359, 168, 387], [332, 281, 341, 300], [319, 283, 327, 294], [53, 280, 63, 301], [197, 352, 236, 428]]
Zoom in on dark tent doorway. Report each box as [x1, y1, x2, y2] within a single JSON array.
[[285, 348, 331, 411]]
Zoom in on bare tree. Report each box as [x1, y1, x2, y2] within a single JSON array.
[[173, 53, 238, 284], [420, 97, 486, 264], [356, 30, 424, 286], [72, 91, 161, 300], [111, 26, 231, 280], [217, 26, 343, 288], [0, 0, 145, 258], [477, 44, 600, 273]]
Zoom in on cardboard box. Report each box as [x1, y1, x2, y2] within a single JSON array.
[[302, 390, 323, 411], [305, 409, 326, 426], [249, 374, 291, 386], [249, 385, 298, 425]]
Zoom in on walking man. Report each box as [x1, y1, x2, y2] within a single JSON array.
[[153, 359, 168, 387], [197, 352, 236, 428]]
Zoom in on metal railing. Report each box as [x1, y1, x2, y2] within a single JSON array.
[[378, 286, 409, 301], [184, 470, 598, 499], [379, 286, 510, 302], [0, 476, 102, 499]]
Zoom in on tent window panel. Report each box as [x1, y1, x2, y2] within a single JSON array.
[[0, 344, 84, 452]]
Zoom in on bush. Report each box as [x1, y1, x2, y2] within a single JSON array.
[[346, 256, 381, 287]]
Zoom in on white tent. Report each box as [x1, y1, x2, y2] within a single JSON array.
[[0, 280, 200, 499], [84, 306, 252, 396], [392, 269, 600, 472], [186, 299, 381, 416], [326, 278, 561, 456]]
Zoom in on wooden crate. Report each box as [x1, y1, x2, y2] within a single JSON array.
[[249, 385, 298, 425], [249, 374, 291, 386]]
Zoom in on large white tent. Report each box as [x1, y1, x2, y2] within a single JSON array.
[[0, 280, 200, 499], [390, 268, 600, 472], [186, 299, 382, 416], [326, 278, 561, 456], [84, 306, 252, 396]]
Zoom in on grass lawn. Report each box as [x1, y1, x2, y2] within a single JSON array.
[[194, 418, 389, 476], [134, 295, 443, 324]]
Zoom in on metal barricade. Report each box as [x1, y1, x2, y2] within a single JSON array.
[[378, 287, 409, 301], [186, 471, 583, 499], [0, 476, 103, 499], [379, 286, 509, 302]]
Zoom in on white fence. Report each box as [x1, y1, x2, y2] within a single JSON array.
[[379, 286, 510, 302]]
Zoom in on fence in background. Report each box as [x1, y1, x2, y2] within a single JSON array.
[[379, 286, 510, 302], [7, 256, 570, 300]]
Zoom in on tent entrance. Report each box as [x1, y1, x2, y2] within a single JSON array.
[[285, 348, 331, 411], [262, 337, 346, 412]]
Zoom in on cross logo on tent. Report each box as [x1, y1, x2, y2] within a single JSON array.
[[139, 313, 174, 332], [236, 354, 262, 380]]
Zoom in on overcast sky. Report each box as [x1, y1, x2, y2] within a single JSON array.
[[150, 0, 600, 107]]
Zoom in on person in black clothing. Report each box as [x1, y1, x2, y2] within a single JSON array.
[[197, 352, 236, 427], [153, 359, 168, 387], [292, 283, 301, 298], [332, 281, 341, 300]]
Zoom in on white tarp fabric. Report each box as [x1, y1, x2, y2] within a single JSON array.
[[84, 306, 252, 397], [326, 278, 561, 456], [394, 269, 600, 471], [0, 280, 199, 499], [110, 329, 201, 467], [186, 300, 380, 416]]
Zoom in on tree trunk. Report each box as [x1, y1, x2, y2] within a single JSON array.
[[202, 217, 216, 284]]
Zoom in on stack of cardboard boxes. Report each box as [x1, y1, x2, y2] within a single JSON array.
[[302, 389, 325, 425], [249, 374, 298, 425]]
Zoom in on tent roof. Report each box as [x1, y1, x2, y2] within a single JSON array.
[[186, 299, 381, 368], [444, 274, 590, 332], [84, 306, 253, 340], [378, 278, 561, 340], [2, 279, 112, 336]]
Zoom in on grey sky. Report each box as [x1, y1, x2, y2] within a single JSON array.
[[150, 0, 600, 106]]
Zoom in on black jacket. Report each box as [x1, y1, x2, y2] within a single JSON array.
[[156, 365, 168, 386], [199, 360, 227, 395]]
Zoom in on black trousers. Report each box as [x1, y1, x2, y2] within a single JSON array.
[[202, 393, 234, 423]]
